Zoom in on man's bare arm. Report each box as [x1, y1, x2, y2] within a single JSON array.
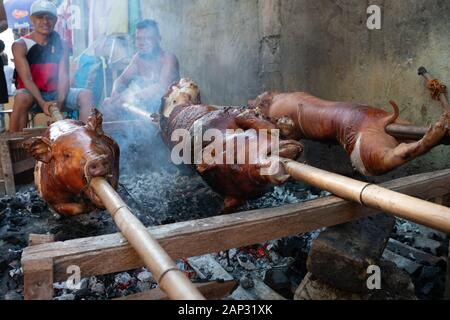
[[0, 1, 8, 33], [111, 54, 139, 96], [57, 41, 70, 109], [12, 41, 46, 107]]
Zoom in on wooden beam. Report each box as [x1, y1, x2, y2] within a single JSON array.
[[21, 169, 450, 286], [23, 258, 54, 300], [29, 234, 55, 247], [115, 280, 238, 301], [0, 139, 15, 195]]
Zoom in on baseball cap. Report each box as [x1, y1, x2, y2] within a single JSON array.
[[30, 0, 57, 17]]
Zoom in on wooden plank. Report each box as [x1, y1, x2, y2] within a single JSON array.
[[115, 280, 238, 301], [23, 258, 54, 300], [21, 169, 450, 284], [29, 234, 55, 247], [0, 139, 15, 195], [22, 128, 47, 136]]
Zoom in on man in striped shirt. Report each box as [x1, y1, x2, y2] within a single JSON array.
[[10, 0, 93, 132]]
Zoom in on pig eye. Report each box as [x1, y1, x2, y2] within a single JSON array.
[[63, 152, 71, 159]]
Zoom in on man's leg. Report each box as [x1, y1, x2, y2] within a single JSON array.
[[65, 88, 94, 123], [10, 91, 34, 133]]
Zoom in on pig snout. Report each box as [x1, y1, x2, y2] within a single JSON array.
[[86, 156, 110, 178]]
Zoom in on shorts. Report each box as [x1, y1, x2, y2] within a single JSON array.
[[15, 88, 84, 113]]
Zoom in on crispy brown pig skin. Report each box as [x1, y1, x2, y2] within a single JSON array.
[[24, 110, 120, 216], [250, 92, 448, 176]]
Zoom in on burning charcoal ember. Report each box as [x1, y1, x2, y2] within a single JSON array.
[[114, 272, 133, 290]]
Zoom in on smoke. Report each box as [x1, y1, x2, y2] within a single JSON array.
[[66, 3, 190, 180]]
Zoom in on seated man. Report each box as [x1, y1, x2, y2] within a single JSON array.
[[10, 0, 93, 133], [102, 19, 180, 120]]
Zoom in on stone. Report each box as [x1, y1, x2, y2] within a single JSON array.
[[137, 270, 154, 283], [188, 255, 234, 281], [382, 250, 422, 276], [4, 291, 23, 300], [420, 266, 441, 280], [114, 272, 132, 289], [295, 261, 417, 300], [386, 238, 446, 267], [240, 276, 254, 290], [236, 254, 256, 271], [264, 267, 292, 298], [307, 214, 395, 293], [368, 260, 417, 300], [412, 236, 445, 256], [295, 273, 364, 300]]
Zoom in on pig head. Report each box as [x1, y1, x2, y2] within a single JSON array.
[[24, 109, 120, 216], [250, 91, 449, 176]]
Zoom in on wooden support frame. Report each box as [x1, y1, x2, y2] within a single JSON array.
[[115, 280, 238, 300], [0, 139, 16, 195], [21, 169, 450, 300]]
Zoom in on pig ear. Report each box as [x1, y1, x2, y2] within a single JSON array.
[[86, 108, 104, 135], [23, 137, 53, 163]]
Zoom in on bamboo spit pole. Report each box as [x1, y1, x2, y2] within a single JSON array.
[[90, 178, 205, 300], [278, 158, 450, 234], [49, 108, 205, 300], [49, 105, 64, 121]]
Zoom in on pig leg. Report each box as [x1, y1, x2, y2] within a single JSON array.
[[221, 197, 246, 215], [357, 113, 449, 175], [53, 203, 89, 216]]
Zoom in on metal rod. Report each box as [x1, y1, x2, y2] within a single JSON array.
[[280, 158, 450, 234], [386, 123, 450, 145], [90, 177, 205, 300]]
